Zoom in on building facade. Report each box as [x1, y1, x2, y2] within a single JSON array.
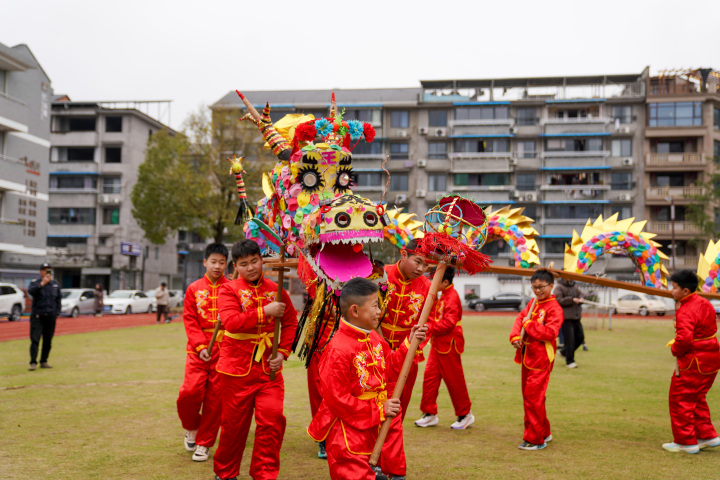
[[0, 42, 52, 287], [47, 100, 178, 291]]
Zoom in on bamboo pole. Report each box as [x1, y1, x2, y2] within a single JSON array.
[[270, 245, 288, 382]]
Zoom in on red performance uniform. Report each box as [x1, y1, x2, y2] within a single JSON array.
[[668, 293, 720, 445], [509, 296, 563, 445], [212, 276, 298, 480], [308, 318, 419, 480], [305, 281, 338, 418], [420, 283, 471, 417], [176, 274, 229, 449], [379, 262, 430, 477]]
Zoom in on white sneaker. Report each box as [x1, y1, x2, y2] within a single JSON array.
[[698, 437, 720, 449], [662, 442, 699, 454], [414, 413, 439, 427], [545, 434, 553, 443], [184, 430, 197, 452], [566, 363, 578, 369], [192, 445, 209, 461], [450, 412, 475, 430]]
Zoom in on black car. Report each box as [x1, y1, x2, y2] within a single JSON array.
[[468, 292, 529, 312]]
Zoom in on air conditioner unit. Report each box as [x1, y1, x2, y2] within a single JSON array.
[[436, 128, 447, 137], [616, 126, 631, 134], [619, 193, 632, 201], [397, 130, 408, 138], [415, 189, 426, 198], [417, 159, 427, 167], [512, 190, 521, 199], [395, 194, 408, 204], [509, 158, 518, 166], [524, 193, 537, 202], [418, 127, 429, 135], [510, 126, 518, 134], [622, 158, 634, 166]]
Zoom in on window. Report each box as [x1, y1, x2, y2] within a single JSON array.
[[48, 208, 96, 224], [46, 237, 88, 248], [352, 141, 383, 155], [155, 247, 159, 260], [548, 172, 601, 186], [546, 138, 603, 152], [390, 111, 409, 128], [455, 106, 509, 121], [715, 108, 720, 129], [518, 205, 536, 219], [390, 174, 408, 191], [714, 140, 720, 163], [655, 206, 685, 222], [105, 116, 123, 132], [655, 173, 685, 187], [517, 141, 535, 158], [390, 143, 409, 159], [546, 204, 603, 219], [102, 207, 120, 225], [427, 142, 447, 159], [53, 116, 96, 132], [50, 175, 97, 190], [105, 147, 121, 163], [454, 173, 509, 187], [428, 110, 448, 127], [612, 106, 633, 124], [611, 139, 632, 157], [611, 172, 633, 190], [516, 108, 537, 126], [545, 239, 567, 254], [355, 172, 384, 187], [67, 147, 95, 162], [480, 239, 510, 256], [344, 109, 381, 125], [516, 173, 536, 191], [656, 141, 685, 154], [619, 206, 632, 219], [102, 177, 121, 194], [648, 102, 703, 127], [454, 138, 509, 153], [428, 174, 446, 191]]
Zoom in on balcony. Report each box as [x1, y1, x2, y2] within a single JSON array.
[[98, 193, 123, 205], [450, 187, 513, 205], [645, 221, 703, 237], [352, 157, 384, 170], [542, 117, 611, 135], [542, 150, 609, 159], [451, 153, 512, 173], [423, 158, 451, 171], [47, 224, 96, 237], [513, 156, 541, 170], [51, 131, 99, 146], [0, 153, 26, 166], [645, 153, 706, 171], [450, 118, 515, 137], [660, 256, 699, 269], [645, 186, 704, 203], [540, 185, 608, 202], [542, 155, 609, 170]]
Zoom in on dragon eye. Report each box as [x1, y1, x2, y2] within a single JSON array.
[[338, 172, 351, 187], [303, 172, 318, 187], [363, 211, 378, 227], [335, 212, 351, 228], [297, 165, 324, 192]]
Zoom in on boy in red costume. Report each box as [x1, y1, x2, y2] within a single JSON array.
[[662, 269, 720, 454], [415, 266, 474, 430], [176, 243, 230, 462], [308, 277, 427, 480], [212, 239, 298, 480], [380, 239, 429, 479], [509, 268, 563, 450]]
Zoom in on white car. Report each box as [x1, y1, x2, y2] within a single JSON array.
[[61, 288, 97, 317], [611, 293, 668, 316], [103, 290, 153, 315], [0, 283, 25, 321]]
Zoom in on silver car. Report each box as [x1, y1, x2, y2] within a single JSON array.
[[61, 288, 97, 317]]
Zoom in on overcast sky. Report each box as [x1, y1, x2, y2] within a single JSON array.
[[3, 0, 718, 130]]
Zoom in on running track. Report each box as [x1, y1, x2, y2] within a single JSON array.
[[0, 310, 657, 343]]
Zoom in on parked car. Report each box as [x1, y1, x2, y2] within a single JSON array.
[[611, 293, 667, 316], [145, 289, 184, 312], [61, 288, 98, 317], [468, 292, 529, 312], [0, 283, 25, 321], [103, 290, 153, 314]]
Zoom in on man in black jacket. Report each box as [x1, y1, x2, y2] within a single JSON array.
[[554, 278, 585, 368], [27, 263, 62, 370]]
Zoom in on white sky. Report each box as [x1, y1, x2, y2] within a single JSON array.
[[3, 0, 718, 130]]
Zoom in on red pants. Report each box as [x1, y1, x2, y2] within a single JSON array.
[[307, 351, 323, 418], [521, 363, 553, 445], [420, 348, 472, 417], [326, 421, 375, 480], [669, 369, 718, 445], [377, 362, 416, 477], [176, 353, 223, 447], [213, 369, 286, 480]]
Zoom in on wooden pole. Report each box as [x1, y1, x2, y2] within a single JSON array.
[[270, 245, 287, 382], [519, 298, 537, 341], [207, 320, 222, 357], [369, 261, 447, 466]]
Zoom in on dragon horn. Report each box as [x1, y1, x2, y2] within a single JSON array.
[[236, 91, 291, 161], [329, 91, 337, 120]]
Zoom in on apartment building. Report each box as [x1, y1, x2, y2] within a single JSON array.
[[48, 100, 178, 291], [0, 42, 52, 286], [212, 71, 648, 278]]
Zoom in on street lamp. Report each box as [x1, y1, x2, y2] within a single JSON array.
[[664, 196, 676, 270]]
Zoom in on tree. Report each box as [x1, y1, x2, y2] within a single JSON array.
[[131, 108, 276, 244], [686, 155, 720, 247]]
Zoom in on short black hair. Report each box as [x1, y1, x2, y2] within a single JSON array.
[[161, 282, 167, 287], [669, 270, 699, 292], [205, 242, 229, 260], [531, 268, 554, 285], [340, 278, 379, 318], [443, 266, 456, 284], [405, 238, 420, 253], [231, 239, 261, 262]]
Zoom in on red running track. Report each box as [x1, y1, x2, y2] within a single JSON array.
[[0, 313, 178, 342]]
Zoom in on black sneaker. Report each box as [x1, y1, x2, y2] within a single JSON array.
[[369, 464, 389, 480], [318, 440, 327, 459], [390, 477, 407, 480], [213, 476, 237, 480]]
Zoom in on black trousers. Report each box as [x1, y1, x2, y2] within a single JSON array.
[[156, 305, 169, 323], [30, 313, 57, 364], [561, 319, 585, 364]]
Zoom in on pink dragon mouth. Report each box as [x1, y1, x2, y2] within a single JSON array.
[[312, 230, 385, 284]]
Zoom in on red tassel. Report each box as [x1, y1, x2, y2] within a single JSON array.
[[343, 134, 351, 149], [417, 233, 492, 274]]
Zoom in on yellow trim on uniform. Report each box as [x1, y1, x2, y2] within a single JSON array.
[[223, 331, 274, 362], [340, 420, 373, 455]]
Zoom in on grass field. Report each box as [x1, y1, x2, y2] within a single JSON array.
[[1, 315, 718, 480]]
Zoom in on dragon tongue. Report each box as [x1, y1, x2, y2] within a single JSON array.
[[316, 242, 372, 283]]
